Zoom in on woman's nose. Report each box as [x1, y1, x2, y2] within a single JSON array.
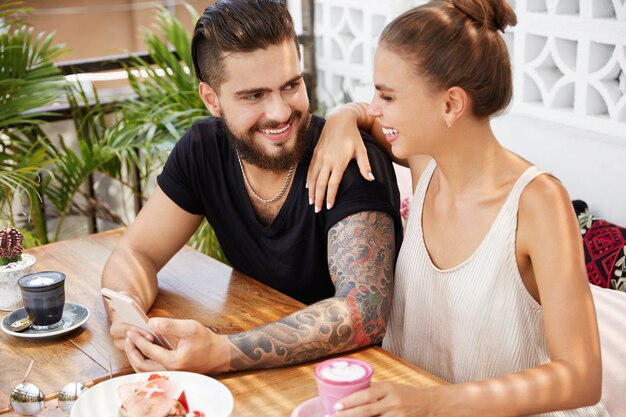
[[367, 100, 382, 117]]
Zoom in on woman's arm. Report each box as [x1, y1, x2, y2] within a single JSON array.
[[308, 102, 407, 211], [513, 173, 603, 409]]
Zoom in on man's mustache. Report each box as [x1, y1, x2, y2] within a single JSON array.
[[254, 111, 302, 130]]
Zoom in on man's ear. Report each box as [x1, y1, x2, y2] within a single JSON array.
[[199, 82, 221, 117], [443, 86, 468, 128]]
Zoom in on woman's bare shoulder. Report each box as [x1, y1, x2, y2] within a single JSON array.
[[517, 171, 580, 255], [520, 171, 571, 214]]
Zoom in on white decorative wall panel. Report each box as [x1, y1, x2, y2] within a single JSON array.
[[314, 0, 626, 139], [314, 0, 395, 110], [512, 0, 626, 139]]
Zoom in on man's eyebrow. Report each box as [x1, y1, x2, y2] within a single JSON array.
[[234, 86, 271, 97], [281, 74, 303, 89], [234, 74, 303, 97]]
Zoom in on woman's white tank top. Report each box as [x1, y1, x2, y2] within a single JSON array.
[[382, 161, 608, 416]]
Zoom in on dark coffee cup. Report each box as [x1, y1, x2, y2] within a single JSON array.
[[18, 271, 65, 330]]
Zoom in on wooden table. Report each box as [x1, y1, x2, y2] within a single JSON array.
[[0, 229, 442, 416]]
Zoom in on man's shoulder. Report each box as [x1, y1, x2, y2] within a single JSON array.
[[173, 116, 228, 153], [164, 117, 232, 173], [184, 116, 225, 141]]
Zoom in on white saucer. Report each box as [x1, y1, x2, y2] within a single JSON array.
[[1, 302, 90, 339], [291, 396, 325, 417]]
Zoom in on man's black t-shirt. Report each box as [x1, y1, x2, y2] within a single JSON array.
[[157, 115, 402, 305]]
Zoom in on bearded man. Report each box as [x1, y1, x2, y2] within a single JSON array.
[[101, 0, 402, 375]]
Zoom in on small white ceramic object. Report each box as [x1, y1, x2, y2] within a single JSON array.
[[0, 254, 36, 311]]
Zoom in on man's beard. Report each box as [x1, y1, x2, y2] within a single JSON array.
[[224, 110, 311, 173]]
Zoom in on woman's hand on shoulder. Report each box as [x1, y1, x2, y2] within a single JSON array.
[[307, 104, 374, 212]]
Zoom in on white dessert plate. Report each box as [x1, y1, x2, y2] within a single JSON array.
[[71, 371, 233, 417]]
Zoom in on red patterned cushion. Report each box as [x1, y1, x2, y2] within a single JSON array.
[[574, 200, 626, 292]]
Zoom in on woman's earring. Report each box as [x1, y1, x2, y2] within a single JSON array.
[[445, 119, 452, 128]]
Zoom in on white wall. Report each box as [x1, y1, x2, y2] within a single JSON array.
[[493, 114, 626, 225]]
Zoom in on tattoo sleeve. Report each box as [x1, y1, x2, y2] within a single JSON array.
[[227, 211, 395, 370]]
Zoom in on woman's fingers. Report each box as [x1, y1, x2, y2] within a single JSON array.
[[325, 169, 342, 210], [311, 145, 374, 211], [313, 166, 332, 212], [335, 385, 382, 410], [307, 155, 322, 206], [355, 146, 374, 182]]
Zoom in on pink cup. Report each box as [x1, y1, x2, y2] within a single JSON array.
[[314, 358, 374, 414]]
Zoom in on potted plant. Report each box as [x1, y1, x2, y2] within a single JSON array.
[[0, 225, 36, 311]]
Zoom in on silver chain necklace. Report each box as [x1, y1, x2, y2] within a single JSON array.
[[236, 151, 296, 204]]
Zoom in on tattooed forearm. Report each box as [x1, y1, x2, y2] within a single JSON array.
[[228, 299, 351, 369], [227, 211, 395, 371], [328, 211, 395, 346]]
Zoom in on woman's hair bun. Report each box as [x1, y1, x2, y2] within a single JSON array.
[[450, 0, 517, 32]]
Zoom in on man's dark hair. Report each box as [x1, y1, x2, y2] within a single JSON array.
[[191, 0, 300, 92]]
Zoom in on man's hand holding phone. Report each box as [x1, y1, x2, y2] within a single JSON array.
[[102, 288, 230, 374], [101, 288, 174, 351], [124, 317, 231, 374]]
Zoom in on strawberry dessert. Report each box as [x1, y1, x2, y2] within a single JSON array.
[[118, 374, 205, 417]]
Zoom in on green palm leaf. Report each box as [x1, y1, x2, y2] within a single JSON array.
[[42, 83, 128, 240], [109, 6, 224, 261], [0, 2, 30, 30], [1, 3, 65, 230], [0, 129, 56, 225], [0, 26, 66, 128]]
